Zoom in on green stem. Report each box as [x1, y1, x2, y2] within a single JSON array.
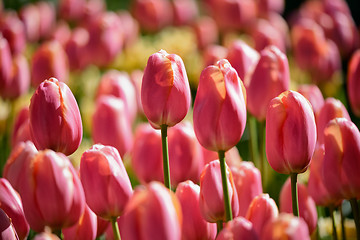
[[217, 220, 223, 235], [248, 115, 259, 168], [218, 150, 232, 222], [350, 198, 360, 240], [111, 217, 121, 240], [330, 206, 338, 240], [259, 120, 266, 187], [290, 173, 299, 217], [53, 229, 63, 240], [340, 203, 347, 240], [161, 124, 171, 191]]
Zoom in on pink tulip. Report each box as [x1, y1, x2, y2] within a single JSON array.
[[199, 160, 239, 222], [202, 146, 242, 168], [231, 162, 263, 217], [347, 49, 360, 117], [246, 45, 290, 121], [175, 180, 217, 240], [141, 50, 191, 129], [80, 144, 133, 219], [58, 0, 86, 21], [19, 149, 85, 232], [62, 205, 97, 240], [256, 0, 284, 15], [81, 0, 106, 24], [0, 178, 29, 240], [266, 90, 317, 174], [0, 12, 26, 55], [192, 17, 218, 50], [217, 217, 258, 240], [322, 118, 360, 200], [11, 107, 32, 148], [29, 77, 82, 156], [19, 4, 41, 42], [64, 27, 89, 71], [0, 209, 18, 240], [92, 96, 133, 158], [96, 70, 138, 124], [36, 1, 56, 39], [316, 97, 350, 145], [0, 36, 12, 93], [172, 0, 198, 26], [297, 84, 324, 122], [203, 45, 228, 67], [49, 21, 71, 46], [120, 182, 182, 240], [226, 40, 259, 81], [96, 216, 110, 238], [261, 213, 310, 240], [280, 178, 317, 234], [245, 194, 279, 237], [3, 141, 37, 192], [193, 59, 247, 152], [117, 11, 139, 48], [130, 70, 144, 114], [31, 40, 69, 87]]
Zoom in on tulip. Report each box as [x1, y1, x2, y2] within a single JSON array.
[[19, 4, 41, 42], [0, 36, 12, 93], [217, 217, 258, 240], [199, 160, 239, 223], [11, 107, 32, 148], [231, 162, 263, 217], [280, 178, 317, 234], [0, 12, 26, 55], [3, 141, 37, 192], [49, 21, 71, 46], [58, 0, 86, 21], [347, 49, 360, 117], [29, 77, 82, 156], [96, 70, 138, 124], [316, 97, 350, 145], [192, 17, 218, 50], [0, 208, 18, 240], [117, 11, 139, 48], [245, 45, 290, 121], [120, 182, 182, 240], [202, 146, 242, 168], [31, 40, 69, 86], [175, 180, 217, 240], [297, 84, 324, 122], [130, 70, 144, 115], [0, 178, 29, 240], [226, 40, 259, 81], [19, 149, 85, 233], [36, 1, 56, 39], [256, 0, 284, 15], [172, 0, 198, 26], [203, 45, 228, 67], [92, 96, 133, 158], [64, 27, 89, 71], [80, 144, 133, 220], [62, 205, 97, 240], [261, 213, 310, 240], [245, 194, 279, 237], [96, 216, 110, 238]]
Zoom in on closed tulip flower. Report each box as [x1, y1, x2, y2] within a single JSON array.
[[29, 77, 82, 156], [19, 149, 85, 232], [172, 0, 198, 26], [11, 107, 32, 148], [347, 49, 360, 117], [120, 182, 182, 240], [0, 178, 29, 240], [245, 194, 279, 237], [297, 84, 324, 122], [266, 90, 317, 174], [0, 208, 18, 240], [217, 217, 258, 240], [64, 27, 89, 71], [246, 45, 290, 121], [199, 160, 239, 223], [0, 12, 26, 55], [193, 59, 247, 152], [175, 181, 216, 240], [0, 36, 12, 94], [80, 144, 133, 220], [141, 50, 191, 129], [202, 45, 228, 67], [192, 17, 218, 50]]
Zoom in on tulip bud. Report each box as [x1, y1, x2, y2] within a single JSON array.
[[141, 50, 191, 129], [29, 78, 82, 156], [19, 150, 85, 232], [203, 45, 228, 67], [58, 0, 86, 21], [217, 217, 258, 240], [31, 40, 69, 87], [36, 1, 56, 39], [120, 182, 182, 240], [202, 146, 242, 168], [117, 11, 139, 48], [96, 216, 110, 238], [49, 21, 71, 46], [246, 194, 279, 237], [256, 0, 284, 15], [11, 107, 32, 148], [261, 213, 310, 240], [0, 208, 18, 240], [266, 90, 317, 174], [62, 205, 97, 240], [0, 178, 29, 240], [19, 4, 41, 42], [280, 178, 317, 234], [0, 12, 26, 55], [231, 162, 263, 217], [64, 27, 89, 71], [347, 49, 360, 117], [172, 0, 198, 26], [80, 144, 133, 219], [175, 180, 217, 240], [92, 96, 133, 158], [0, 36, 12, 92], [199, 160, 239, 222], [297, 84, 324, 122], [226, 40, 259, 81], [193, 59, 247, 152], [322, 118, 360, 200], [192, 17, 218, 50], [246, 45, 290, 121]]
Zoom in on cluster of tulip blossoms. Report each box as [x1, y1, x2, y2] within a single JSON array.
[[1, 0, 360, 239]]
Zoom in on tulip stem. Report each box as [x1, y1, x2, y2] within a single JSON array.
[[217, 220, 223, 234], [248, 115, 259, 168], [259, 120, 266, 187], [340, 204, 347, 240], [53, 229, 63, 240], [330, 206, 338, 240], [111, 217, 121, 240], [350, 198, 360, 240], [290, 173, 299, 217], [218, 150, 232, 222], [161, 124, 171, 191]]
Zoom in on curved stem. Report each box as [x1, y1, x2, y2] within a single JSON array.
[[217, 220, 223, 235], [161, 124, 171, 191], [218, 150, 232, 222], [290, 173, 299, 217], [259, 120, 266, 187], [248, 115, 259, 167], [111, 217, 121, 240], [330, 205, 338, 240], [350, 198, 360, 240]]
